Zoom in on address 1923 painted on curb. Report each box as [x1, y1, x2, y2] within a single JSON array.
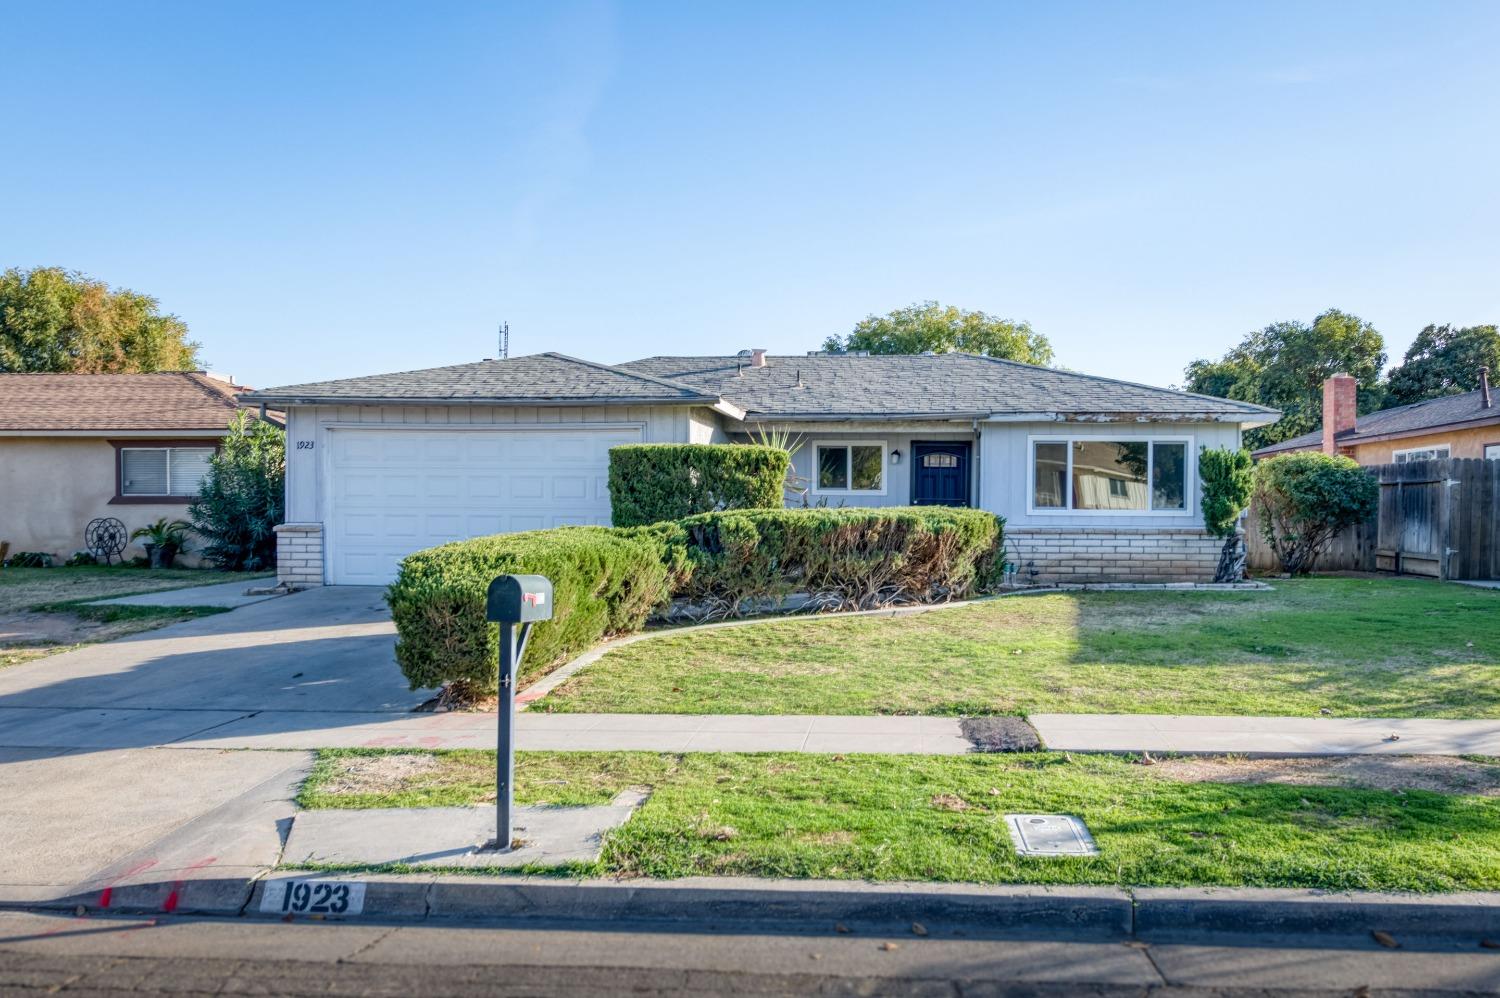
[[260, 879, 366, 916]]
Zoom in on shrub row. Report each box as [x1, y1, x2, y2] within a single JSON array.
[[608, 443, 789, 528], [388, 507, 1004, 698], [649, 506, 1002, 616]]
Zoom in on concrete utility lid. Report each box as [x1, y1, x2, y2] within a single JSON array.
[[1004, 814, 1099, 857]]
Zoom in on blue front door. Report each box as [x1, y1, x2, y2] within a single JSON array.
[[912, 442, 971, 507]]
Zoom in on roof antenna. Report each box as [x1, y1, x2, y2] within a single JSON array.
[[498, 321, 510, 360]]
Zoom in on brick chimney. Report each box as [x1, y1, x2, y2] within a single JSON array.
[[749, 349, 767, 368], [1321, 373, 1358, 455]]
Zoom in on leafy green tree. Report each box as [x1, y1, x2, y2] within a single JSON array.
[[189, 411, 285, 571], [1184, 309, 1386, 450], [1199, 447, 1254, 582], [1252, 452, 1378, 576], [0, 266, 200, 373], [823, 301, 1053, 365], [1385, 323, 1500, 406]]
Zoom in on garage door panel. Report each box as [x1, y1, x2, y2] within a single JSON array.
[[326, 426, 640, 585]]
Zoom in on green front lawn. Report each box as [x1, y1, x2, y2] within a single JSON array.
[[541, 578, 1500, 718], [297, 749, 1500, 892]]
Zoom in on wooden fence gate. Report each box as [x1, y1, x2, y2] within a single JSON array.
[[1246, 457, 1500, 580]]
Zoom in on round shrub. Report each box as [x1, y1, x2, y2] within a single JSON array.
[[1253, 452, 1379, 575]]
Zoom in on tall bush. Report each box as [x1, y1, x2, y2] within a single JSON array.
[[1199, 447, 1254, 582], [1253, 452, 1378, 576], [649, 506, 1003, 617], [388, 527, 672, 700], [608, 444, 789, 527], [189, 411, 284, 571]]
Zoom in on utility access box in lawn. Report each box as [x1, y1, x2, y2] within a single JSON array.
[[486, 575, 553, 624]]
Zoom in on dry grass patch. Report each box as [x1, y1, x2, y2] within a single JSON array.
[[1153, 754, 1500, 797]]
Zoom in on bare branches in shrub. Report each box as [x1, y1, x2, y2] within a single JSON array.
[[1253, 452, 1378, 576], [652, 507, 1003, 619], [608, 444, 789, 527], [1199, 447, 1254, 582]]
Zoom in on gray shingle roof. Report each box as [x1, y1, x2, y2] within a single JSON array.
[[621, 353, 1279, 421], [241, 353, 717, 406], [1255, 387, 1500, 456]]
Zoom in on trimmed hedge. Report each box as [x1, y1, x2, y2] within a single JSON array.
[[389, 507, 1004, 698], [648, 506, 1004, 616], [608, 443, 789, 527], [388, 526, 672, 698]]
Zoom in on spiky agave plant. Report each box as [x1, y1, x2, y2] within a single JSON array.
[[747, 424, 810, 505]]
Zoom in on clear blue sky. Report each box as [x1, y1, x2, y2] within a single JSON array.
[[4, 1, 1497, 390]]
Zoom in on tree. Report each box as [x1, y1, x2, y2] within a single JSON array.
[[1252, 452, 1378, 576], [1183, 309, 1386, 451], [0, 266, 200, 373], [822, 301, 1053, 365], [1199, 446, 1254, 582], [1385, 323, 1500, 406], [189, 411, 285, 571]]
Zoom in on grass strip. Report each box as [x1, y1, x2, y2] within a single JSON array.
[[297, 749, 1500, 892]]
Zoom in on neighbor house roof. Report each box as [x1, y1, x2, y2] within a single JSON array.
[[0, 372, 270, 434], [1253, 387, 1500, 457], [621, 353, 1281, 423], [240, 353, 722, 408]]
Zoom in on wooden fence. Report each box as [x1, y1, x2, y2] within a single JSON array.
[[1246, 457, 1500, 580]]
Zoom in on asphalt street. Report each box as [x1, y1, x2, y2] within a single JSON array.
[[3, 910, 1500, 996]]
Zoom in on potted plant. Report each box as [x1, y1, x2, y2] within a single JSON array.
[[130, 519, 193, 569]]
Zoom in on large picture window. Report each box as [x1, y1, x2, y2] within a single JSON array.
[[814, 442, 886, 494], [1030, 438, 1189, 513]]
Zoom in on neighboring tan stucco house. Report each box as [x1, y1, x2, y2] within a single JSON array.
[[241, 350, 1278, 588], [1253, 370, 1500, 465], [0, 372, 275, 564]]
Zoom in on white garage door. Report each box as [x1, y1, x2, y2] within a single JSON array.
[[325, 426, 640, 585]]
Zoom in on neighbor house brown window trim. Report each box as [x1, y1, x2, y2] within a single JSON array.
[[108, 439, 220, 505]]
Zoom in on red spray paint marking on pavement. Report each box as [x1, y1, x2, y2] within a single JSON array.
[[161, 857, 218, 913], [98, 859, 159, 909]]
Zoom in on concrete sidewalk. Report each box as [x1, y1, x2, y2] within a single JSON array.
[[84, 579, 284, 609]]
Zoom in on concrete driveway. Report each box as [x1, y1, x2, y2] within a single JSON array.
[[0, 587, 432, 904], [0, 586, 432, 752]]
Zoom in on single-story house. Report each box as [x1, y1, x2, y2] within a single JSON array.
[[1253, 369, 1500, 465], [0, 372, 275, 564], [242, 350, 1278, 587]]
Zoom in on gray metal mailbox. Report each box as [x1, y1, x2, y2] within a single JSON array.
[[486, 574, 554, 625], [483, 573, 554, 852]]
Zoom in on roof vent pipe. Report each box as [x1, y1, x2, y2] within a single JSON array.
[[1482, 365, 1493, 409], [750, 349, 767, 368]]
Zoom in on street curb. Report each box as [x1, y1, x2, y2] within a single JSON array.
[[11, 876, 1500, 940], [1133, 887, 1500, 937]]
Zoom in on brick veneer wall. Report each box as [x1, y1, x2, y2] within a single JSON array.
[[273, 522, 324, 587], [1005, 528, 1220, 584]]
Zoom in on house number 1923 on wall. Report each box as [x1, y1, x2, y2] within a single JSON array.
[[296, 440, 315, 450]]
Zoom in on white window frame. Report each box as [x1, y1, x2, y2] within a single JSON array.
[[1391, 444, 1451, 463], [811, 440, 889, 496], [120, 446, 216, 497], [1026, 435, 1194, 516], [1486, 443, 1500, 461]]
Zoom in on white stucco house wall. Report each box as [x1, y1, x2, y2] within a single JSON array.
[[241, 350, 1278, 587]]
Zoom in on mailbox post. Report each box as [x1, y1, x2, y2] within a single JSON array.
[[484, 574, 553, 851]]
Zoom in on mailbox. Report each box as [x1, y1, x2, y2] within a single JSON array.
[[486, 575, 554, 624], [482, 573, 553, 853]]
